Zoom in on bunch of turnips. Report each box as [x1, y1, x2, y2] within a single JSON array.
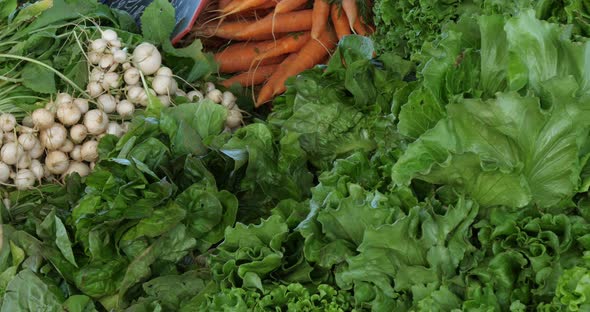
[[0, 28, 242, 190]]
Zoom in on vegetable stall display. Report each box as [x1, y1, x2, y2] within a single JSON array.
[[3, 0, 590, 311]]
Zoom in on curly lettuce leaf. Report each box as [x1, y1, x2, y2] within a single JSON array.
[[393, 83, 590, 208]]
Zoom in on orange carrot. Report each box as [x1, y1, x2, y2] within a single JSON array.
[[215, 40, 286, 73], [218, 0, 232, 10], [275, 0, 309, 13], [256, 28, 337, 106], [311, 0, 331, 39], [352, 18, 370, 36], [331, 4, 351, 40], [256, 53, 299, 105], [236, 10, 314, 39], [198, 19, 281, 40], [221, 64, 280, 88], [341, 0, 358, 30], [253, 32, 311, 61], [222, 0, 269, 16]]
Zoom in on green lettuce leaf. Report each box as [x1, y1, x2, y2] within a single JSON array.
[[393, 86, 590, 208]]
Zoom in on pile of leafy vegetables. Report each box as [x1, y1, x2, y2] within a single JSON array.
[[372, 0, 590, 58], [5, 0, 590, 311]]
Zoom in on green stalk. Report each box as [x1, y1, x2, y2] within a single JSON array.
[[0, 53, 89, 97]]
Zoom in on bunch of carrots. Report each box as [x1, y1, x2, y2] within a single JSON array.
[[193, 0, 374, 107]]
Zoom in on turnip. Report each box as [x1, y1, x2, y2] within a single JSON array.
[[40, 124, 67, 150], [64, 161, 90, 177], [113, 49, 127, 63], [84, 110, 109, 135], [56, 102, 81, 126], [106, 122, 123, 137], [81, 140, 98, 162], [90, 68, 103, 82], [31, 108, 54, 129], [16, 153, 31, 169], [109, 39, 122, 48], [156, 67, 173, 77], [169, 79, 178, 95], [1, 142, 23, 165], [70, 145, 82, 162], [88, 51, 101, 65], [70, 125, 88, 144], [122, 62, 131, 70], [90, 162, 96, 170], [18, 133, 38, 151], [0, 131, 3, 144], [101, 29, 118, 42], [222, 91, 236, 109], [225, 109, 243, 129], [74, 98, 89, 114], [0, 114, 16, 132], [127, 85, 144, 104], [30, 159, 44, 180], [121, 122, 131, 133], [97, 94, 117, 113], [176, 90, 187, 97], [132, 42, 161, 75], [0, 162, 9, 182], [55, 93, 73, 106], [45, 101, 57, 112], [138, 89, 156, 107], [91, 39, 107, 53], [101, 72, 120, 89], [206, 82, 216, 93], [45, 150, 69, 174], [87, 81, 103, 98], [207, 89, 223, 103], [14, 169, 35, 190], [3, 132, 14, 142], [187, 90, 203, 102], [60, 139, 74, 153], [158, 96, 171, 107], [99, 54, 114, 69], [116, 100, 135, 117], [152, 75, 173, 95], [29, 142, 44, 159], [124, 67, 140, 85], [22, 116, 34, 128]]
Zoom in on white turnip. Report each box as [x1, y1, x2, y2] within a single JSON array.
[[31, 108, 54, 129], [0, 114, 16, 132], [81, 140, 98, 162], [132, 42, 161, 75], [70, 124, 88, 144], [56, 102, 81, 126], [40, 124, 67, 150], [97, 94, 117, 113], [84, 110, 109, 135], [116, 100, 135, 117], [45, 150, 69, 174], [14, 169, 35, 190]]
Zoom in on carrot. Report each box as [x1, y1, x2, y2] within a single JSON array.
[[256, 28, 337, 106], [311, 0, 331, 39], [275, 0, 309, 13], [221, 64, 280, 88], [236, 10, 314, 39], [197, 19, 280, 40], [331, 4, 351, 40], [222, 0, 269, 16], [256, 53, 299, 106], [218, 0, 232, 10], [215, 41, 286, 73], [352, 18, 370, 36], [253, 32, 311, 61], [341, 0, 358, 30]]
